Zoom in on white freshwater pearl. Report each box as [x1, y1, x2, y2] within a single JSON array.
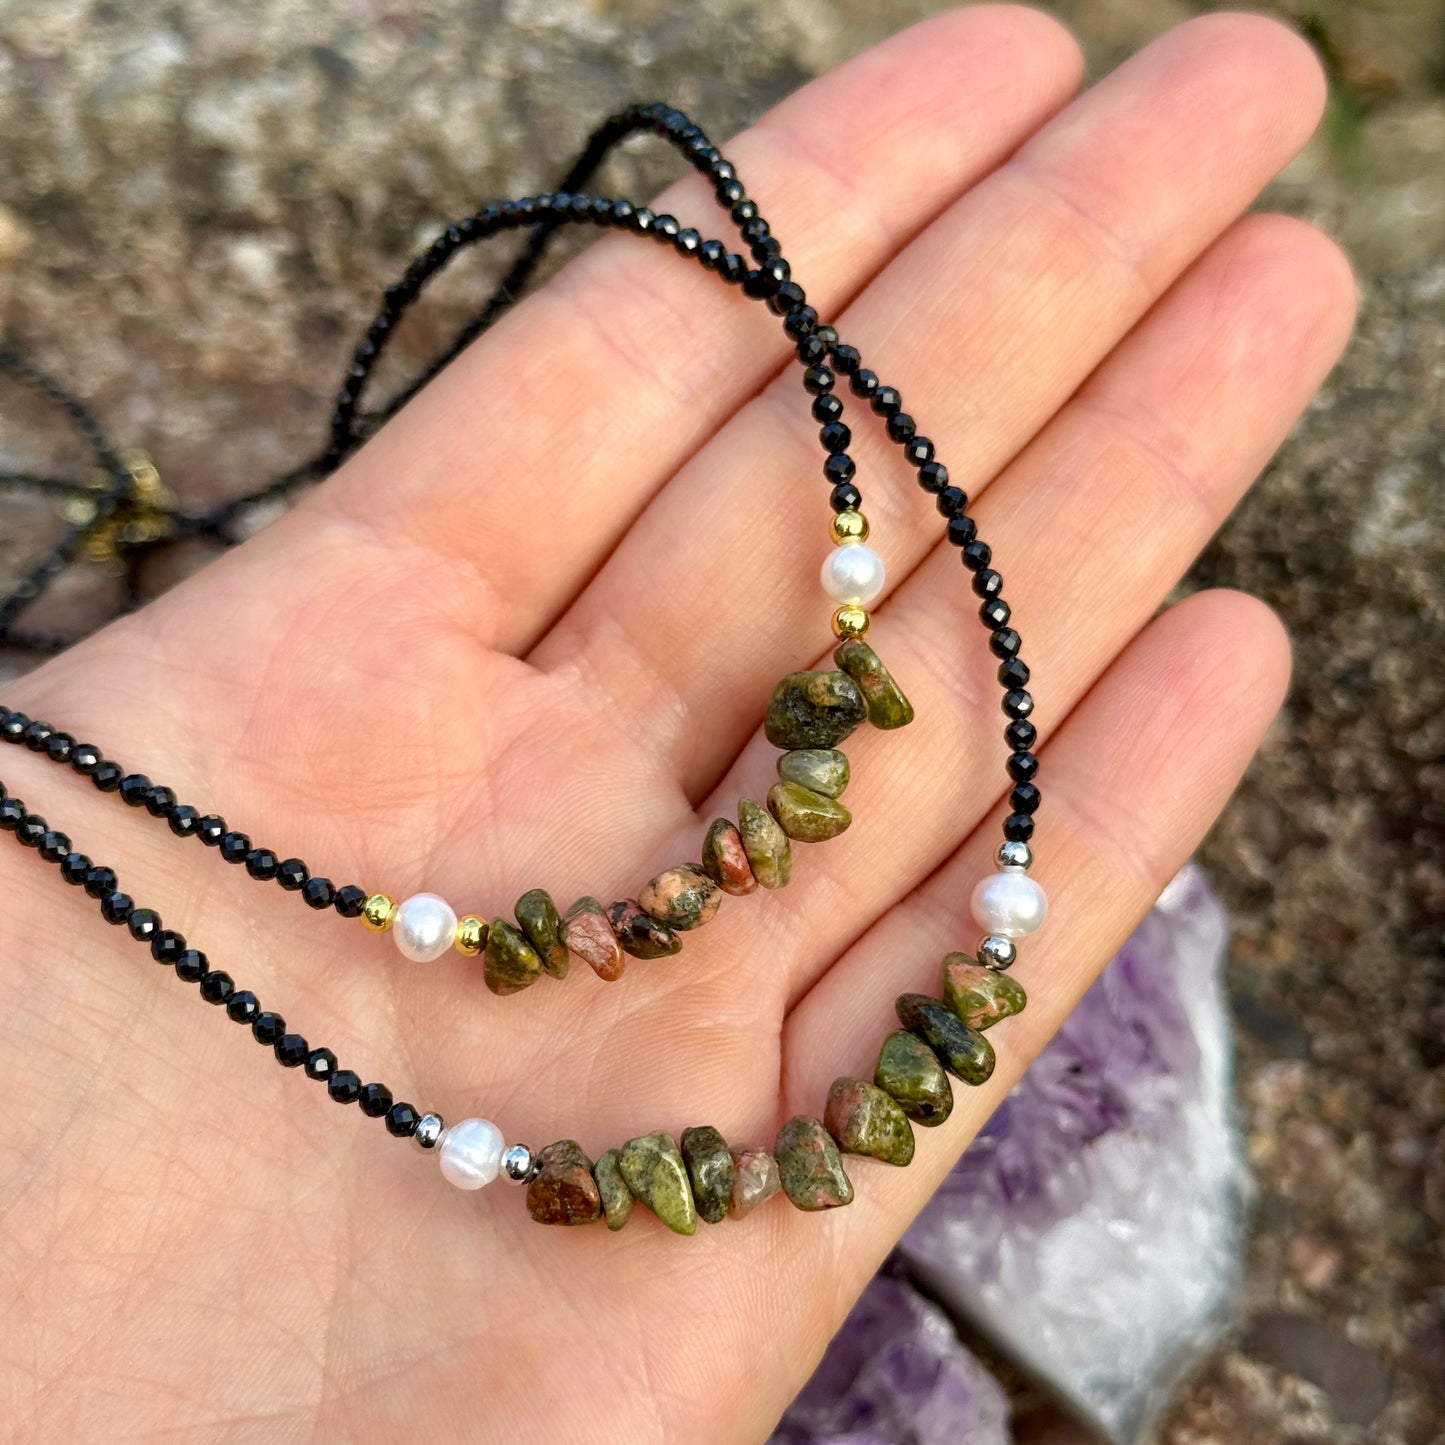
[[820, 543, 886, 606], [970, 867, 1048, 939], [438, 1117, 506, 1190], [393, 892, 459, 962]]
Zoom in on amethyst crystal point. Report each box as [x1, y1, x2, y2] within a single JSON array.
[[770, 1264, 1010, 1445], [900, 864, 1244, 1443]]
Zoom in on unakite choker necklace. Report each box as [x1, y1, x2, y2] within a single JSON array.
[[0, 104, 1046, 1234]]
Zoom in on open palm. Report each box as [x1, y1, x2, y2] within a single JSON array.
[[1, 9, 1353, 1441]]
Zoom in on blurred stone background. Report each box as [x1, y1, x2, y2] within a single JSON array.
[[0, 1, 1439, 1440]]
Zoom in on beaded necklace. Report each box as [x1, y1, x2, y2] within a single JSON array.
[[0, 105, 1047, 1233]]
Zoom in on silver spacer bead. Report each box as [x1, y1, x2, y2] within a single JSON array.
[[996, 840, 1033, 871], [502, 1143, 538, 1183], [413, 1113, 445, 1151], [977, 934, 1017, 972]]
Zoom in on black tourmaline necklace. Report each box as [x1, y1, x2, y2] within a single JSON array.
[[0, 104, 1047, 1235]]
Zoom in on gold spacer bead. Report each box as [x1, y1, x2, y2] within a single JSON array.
[[830, 510, 870, 544], [455, 916, 489, 956], [832, 605, 871, 640], [361, 892, 397, 933]]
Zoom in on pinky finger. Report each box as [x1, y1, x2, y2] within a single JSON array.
[[775, 587, 1290, 1266]]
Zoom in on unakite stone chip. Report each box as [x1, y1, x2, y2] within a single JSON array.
[[701, 817, 758, 896], [767, 780, 852, 842], [484, 918, 544, 995], [526, 1139, 602, 1226], [594, 1148, 634, 1232], [563, 895, 625, 981], [874, 1029, 954, 1126], [834, 639, 915, 730], [729, 1146, 781, 1218], [737, 798, 792, 888], [607, 900, 683, 959], [775, 1115, 854, 1211], [763, 669, 867, 749], [776, 748, 850, 799], [681, 1125, 734, 1224], [639, 865, 722, 931], [618, 1130, 697, 1236], [942, 952, 1028, 1031], [824, 1076, 916, 1166], [895, 993, 997, 1087], [515, 888, 568, 979]]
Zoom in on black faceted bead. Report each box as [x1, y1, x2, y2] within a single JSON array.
[[245, 848, 279, 881], [174, 949, 207, 983], [830, 482, 863, 514], [127, 909, 160, 943], [302, 877, 337, 910], [1004, 813, 1035, 843], [730, 199, 759, 225], [1010, 783, 1042, 814], [870, 386, 902, 417], [385, 1101, 420, 1137], [219, 832, 251, 863], [168, 804, 201, 838], [936, 486, 968, 518], [972, 568, 1004, 600], [698, 237, 725, 270], [304, 1047, 338, 1081], [714, 178, 745, 207], [802, 365, 834, 396], [277, 858, 308, 891], [752, 235, 784, 264], [757, 257, 790, 292], [651, 213, 680, 239], [819, 421, 852, 453], [741, 268, 770, 298], [334, 885, 367, 919], [980, 598, 1011, 629], [1006, 719, 1038, 751], [990, 628, 1022, 659], [717, 251, 747, 284], [998, 657, 1030, 689], [905, 437, 935, 467], [151, 930, 187, 965], [823, 452, 856, 485], [100, 892, 134, 925], [785, 307, 820, 341], [831, 343, 861, 375], [359, 1082, 394, 1118], [850, 368, 880, 398], [328, 1070, 363, 1105], [144, 785, 177, 818], [251, 1010, 287, 1045], [45, 732, 74, 763], [1009, 752, 1040, 782], [740, 215, 770, 244], [274, 1032, 309, 1066], [69, 743, 102, 775], [226, 990, 260, 1025], [39, 831, 71, 863], [0, 711, 27, 741], [813, 325, 838, 349], [770, 281, 806, 317], [84, 865, 117, 899], [885, 411, 915, 442], [60, 852, 92, 885], [1003, 689, 1035, 720], [796, 333, 828, 366], [91, 760, 123, 792], [22, 719, 53, 751], [17, 815, 46, 847], [198, 815, 226, 846], [961, 540, 992, 572], [119, 774, 152, 806], [673, 227, 701, 256], [0, 797, 22, 830], [811, 393, 844, 425]]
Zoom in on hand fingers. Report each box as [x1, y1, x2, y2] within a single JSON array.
[[685, 208, 1353, 1011], [531, 13, 1326, 794], [774, 587, 1291, 1307], [313, 6, 1084, 654]]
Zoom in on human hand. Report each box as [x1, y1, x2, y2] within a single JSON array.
[[0, 8, 1354, 1440]]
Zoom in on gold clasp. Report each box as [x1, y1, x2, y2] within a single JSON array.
[[61, 448, 176, 563]]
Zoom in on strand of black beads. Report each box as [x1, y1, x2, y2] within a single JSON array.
[[0, 770, 428, 1140], [0, 705, 368, 921]]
